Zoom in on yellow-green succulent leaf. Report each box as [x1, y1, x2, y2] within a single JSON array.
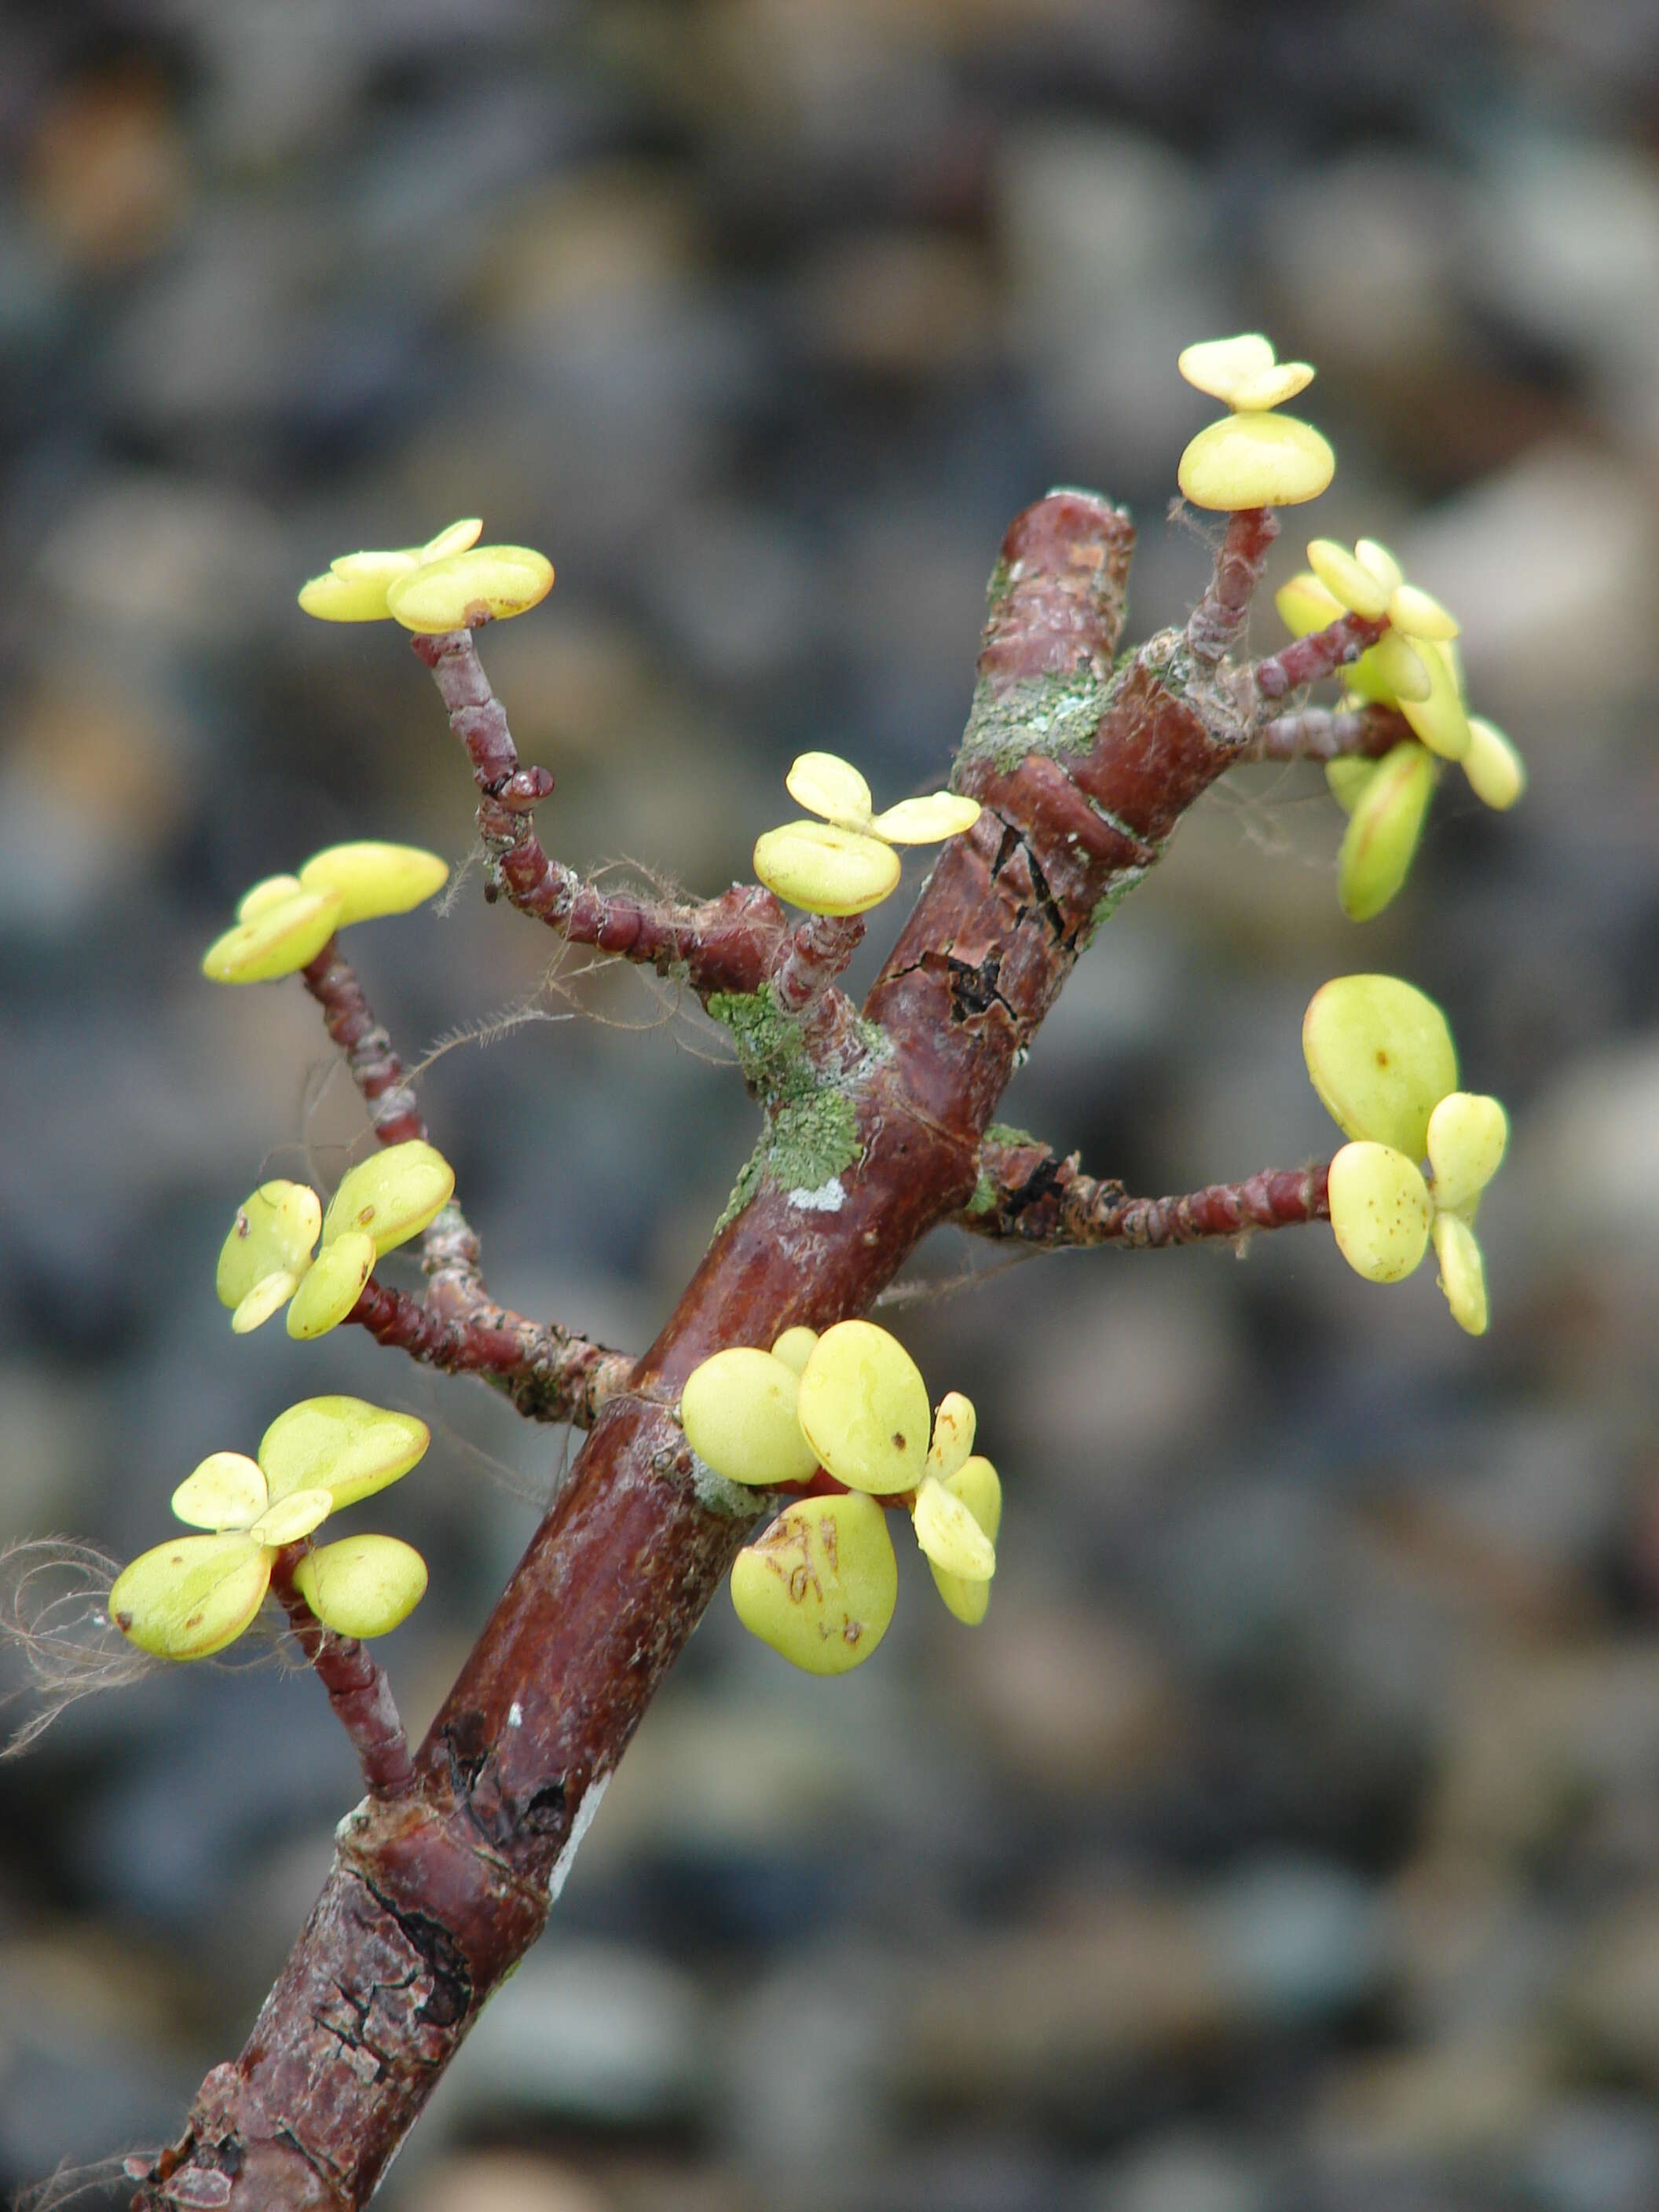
[[753, 822, 902, 917], [285, 1229, 375, 1340], [109, 1533, 272, 1660], [1370, 630, 1432, 704], [912, 1473, 997, 1580], [784, 752, 873, 828], [1386, 581, 1459, 640], [769, 1326, 819, 1376], [1432, 1210, 1489, 1336], [730, 1492, 898, 1675], [298, 568, 403, 622], [248, 1486, 334, 1546], [231, 1272, 300, 1335], [868, 793, 983, 844], [216, 1181, 323, 1310], [1229, 360, 1317, 410], [797, 1320, 932, 1496], [1303, 973, 1459, 1157], [1336, 741, 1437, 923], [1339, 642, 1401, 710], [926, 1454, 1001, 1625], [258, 1396, 430, 1510], [1328, 1141, 1433, 1284], [1326, 757, 1379, 816], [320, 1140, 456, 1258], [413, 518, 484, 563], [1399, 640, 1472, 761], [680, 1347, 821, 1489], [1275, 572, 1346, 639], [1462, 717, 1526, 810], [201, 887, 341, 983], [1306, 540, 1390, 621], [294, 1534, 429, 1639], [1426, 1091, 1508, 1215], [1177, 333, 1276, 403], [296, 842, 449, 929], [1355, 539, 1404, 594], [926, 1391, 976, 1482], [384, 545, 554, 633], [1177, 412, 1335, 511], [236, 873, 306, 923], [170, 1452, 268, 1533], [329, 549, 419, 585]]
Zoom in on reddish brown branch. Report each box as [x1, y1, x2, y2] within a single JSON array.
[[141, 489, 1312, 2212], [268, 1551, 414, 1799], [1186, 506, 1280, 665], [1245, 701, 1410, 763], [961, 1133, 1331, 1247], [410, 627, 786, 1000], [348, 1274, 632, 1430], [300, 942, 425, 1146], [1253, 612, 1386, 701]]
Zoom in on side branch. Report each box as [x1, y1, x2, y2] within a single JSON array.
[[302, 942, 426, 1145], [1245, 701, 1410, 763], [268, 1551, 414, 1799], [1186, 507, 1280, 665], [411, 628, 786, 1000], [1253, 612, 1385, 702], [962, 1133, 1331, 1248]]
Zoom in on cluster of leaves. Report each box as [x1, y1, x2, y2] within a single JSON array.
[[681, 1323, 1001, 1672]]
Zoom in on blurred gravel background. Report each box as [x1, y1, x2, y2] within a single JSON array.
[[2, 2, 1657, 2207]]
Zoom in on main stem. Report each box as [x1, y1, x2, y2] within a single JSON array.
[[139, 490, 1251, 2210]]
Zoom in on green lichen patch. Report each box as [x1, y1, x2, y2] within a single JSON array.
[[983, 1122, 1041, 1152], [958, 665, 1114, 775], [708, 985, 881, 1237], [965, 1174, 997, 1218]]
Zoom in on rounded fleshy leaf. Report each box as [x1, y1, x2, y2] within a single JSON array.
[[110, 1533, 271, 1660], [170, 1452, 267, 1533], [926, 1392, 976, 1483], [286, 1231, 375, 1339], [1177, 334, 1275, 403], [770, 1326, 819, 1375], [913, 1473, 996, 1580], [1336, 742, 1437, 922], [680, 1347, 820, 1489], [295, 1535, 428, 1639], [1399, 640, 1471, 762], [1355, 539, 1404, 594], [1303, 974, 1458, 1155], [1432, 1211, 1489, 1336], [785, 753, 873, 827], [202, 887, 340, 983], [248, 1486, 333, 1546], [1177, 412, 1335, 511], [1426, 1092, 1508, 1216], [868, 793, 982, 844], [216, 1181, 323, 1311], [412, 518, 483, 563], [258, 1396, 430, 1510], [1387, 582, 1459, 640], [236, 874, 305, 923], [797, 1320, 932, 1496], [385, 545, 554, 632], [297, 843, 449, 929], [298, 566, 405, 622], [1328, 1141, 1432, 1284], [1306, 540, 1390, 621], [1275, 572, 1344, 639], [321, 1140, 456, 1258], [1229, 360, 1317, 410], [1370, 629, 1432, 704], [232, 1271, 300, 1335], [753, 822, 901, 917], [1326, 757, 1379, 816], [731, 1492, 898, 1675], [331, 548, 420, 584], [1463, 717, 1525, 811], [1303, 973, 1458, 1158], [928, 1455, 1002, 1627]]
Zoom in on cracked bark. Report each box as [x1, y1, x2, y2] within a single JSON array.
[[138, 488, 1280, 2211]]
